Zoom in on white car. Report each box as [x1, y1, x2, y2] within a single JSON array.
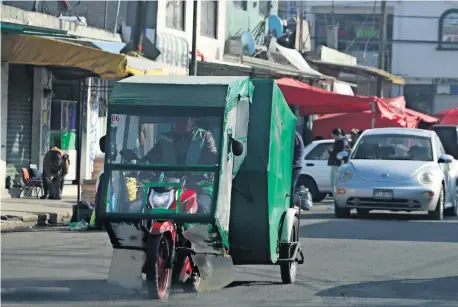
[[297, 139, 334, 202]]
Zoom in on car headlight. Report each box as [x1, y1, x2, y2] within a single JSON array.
[[418, 172, 434, 184], [338, 169, 353, 182]]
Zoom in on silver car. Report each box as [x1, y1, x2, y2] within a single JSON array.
[[334, 128, 458, 220]]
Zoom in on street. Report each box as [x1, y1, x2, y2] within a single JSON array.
[[2, 205, 458, 307]]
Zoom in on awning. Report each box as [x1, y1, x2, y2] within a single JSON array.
[[224, 54, 327, 81], [313, 111, 416, 138], [307, 59, 406, 85], [275, 43, 355, 95], [276, 78, 415, 127], [1, 34, 167, 80], [276, 77, 375, 114], [155, 32, 189, 75], [435, 108, 458, 125]]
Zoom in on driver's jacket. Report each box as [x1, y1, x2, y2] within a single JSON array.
[[140, 127, 218, 165]]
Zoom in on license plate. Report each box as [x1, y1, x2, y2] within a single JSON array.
[[373, 189, 393, 199]]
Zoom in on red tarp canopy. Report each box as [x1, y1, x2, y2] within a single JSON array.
[[276, 78, 417, 127], [276, 78, 375, 114], [435, 108, 458, 125], [312, 111, 412, 138], [380, 96, 438, 124]]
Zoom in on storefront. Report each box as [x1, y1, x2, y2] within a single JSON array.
[[434, 78, 458, 114], [1, 31, 168, 197]]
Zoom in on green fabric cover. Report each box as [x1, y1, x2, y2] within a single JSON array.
[[229, 79, 296, 264]]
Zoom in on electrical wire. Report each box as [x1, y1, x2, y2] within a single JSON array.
[[343, 8, 376, 52], [363, 0, 378, 58]]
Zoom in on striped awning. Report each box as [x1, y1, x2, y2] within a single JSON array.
[[155, 32, 189, 75]]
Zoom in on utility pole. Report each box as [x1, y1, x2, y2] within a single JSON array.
[[133, 1, 147, 53], [377, 0, 388, 98], [190, 0, 198, 76]]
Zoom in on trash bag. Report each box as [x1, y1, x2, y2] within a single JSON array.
[[301, 187, 313, 211]]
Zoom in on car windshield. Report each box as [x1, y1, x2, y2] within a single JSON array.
[[351, 134, 433, 161]]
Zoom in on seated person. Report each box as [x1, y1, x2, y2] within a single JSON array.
[[139, 117, 218, 214]]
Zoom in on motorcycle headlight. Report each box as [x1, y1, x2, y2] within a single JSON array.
[[338, 169, 353, 182], [419, 172, 434, 185]]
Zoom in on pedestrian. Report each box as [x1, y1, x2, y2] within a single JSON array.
[[90, 135, 106, 229], [328, 128, 348, 198], [289, 105, 305, 196], [40, 145, 70, 200], [349, 128, 360, 149]]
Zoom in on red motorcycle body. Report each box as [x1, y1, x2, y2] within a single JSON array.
[[148, 187, 198, 284]]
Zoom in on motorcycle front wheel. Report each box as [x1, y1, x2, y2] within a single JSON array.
[[145, 234, 173, 301]]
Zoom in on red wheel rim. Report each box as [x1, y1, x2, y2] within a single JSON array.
[[157, 238, 171, 297]]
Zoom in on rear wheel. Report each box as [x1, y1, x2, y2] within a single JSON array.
[[298, 176, 327, 202], [280, 217, 298, 284], [428, 187, 444, 221], [334, 205, 351, 218], [145, 234, 173, 301]]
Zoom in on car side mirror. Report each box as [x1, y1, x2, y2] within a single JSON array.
[[337, 151, 349, 162], [438, 154, 453, 164], [231, 137, 244, 157]]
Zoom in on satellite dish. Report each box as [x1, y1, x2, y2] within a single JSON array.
[[240, 32, 256, 56], [268, 15, 284, 38]]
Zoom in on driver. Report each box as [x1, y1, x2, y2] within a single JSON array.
[[140, 117, 218, 214]]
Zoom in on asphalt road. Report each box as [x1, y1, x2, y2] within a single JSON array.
[[2, 204, 458, 307]]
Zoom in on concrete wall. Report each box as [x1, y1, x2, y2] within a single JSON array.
[[1, 4, 122, 41], [3, 1, 129, 34], [156, 0, 226, 61], [225, 0, 278, 39], [1, 64, 9, 196], [391, 1, 458, 80]]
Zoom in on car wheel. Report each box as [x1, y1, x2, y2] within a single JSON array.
[[356, 208, 370, 217], [298, 176, 327, 202], [428, 186, 444, 221], [334, 205, 351, 219]]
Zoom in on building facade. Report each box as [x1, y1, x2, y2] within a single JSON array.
[[1, 1, 227, 198], [307, 1, 458, 114], [225, 0, 278, 40], [391, 1, 458, 114]]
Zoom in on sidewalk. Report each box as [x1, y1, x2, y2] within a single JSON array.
[[1, 184, 78, 232]]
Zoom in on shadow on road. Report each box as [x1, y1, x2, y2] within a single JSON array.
[[300, 213, 458, 243], [316, 276, 458, 301], [1, 279, 142, 302], [225, 281, 283, 288]]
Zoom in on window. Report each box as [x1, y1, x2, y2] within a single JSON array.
[[259, 1, 271, 16], [351, 135, 433, 161], [305, 143, 331, 160], [200, 1, 218, 38], [235, 0, 247, 11], [166, 0, 186, 31], [438, 9, 458, 50]]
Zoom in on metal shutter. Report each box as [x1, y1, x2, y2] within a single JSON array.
[[6, 65, 33, 178]]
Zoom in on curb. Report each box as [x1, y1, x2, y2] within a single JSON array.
[[1, 213, 72, 233]]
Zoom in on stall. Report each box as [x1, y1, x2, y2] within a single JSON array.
[[435, 108, 458, 125]]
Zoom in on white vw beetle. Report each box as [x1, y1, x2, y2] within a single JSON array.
[[334, 128, 458, 220]]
